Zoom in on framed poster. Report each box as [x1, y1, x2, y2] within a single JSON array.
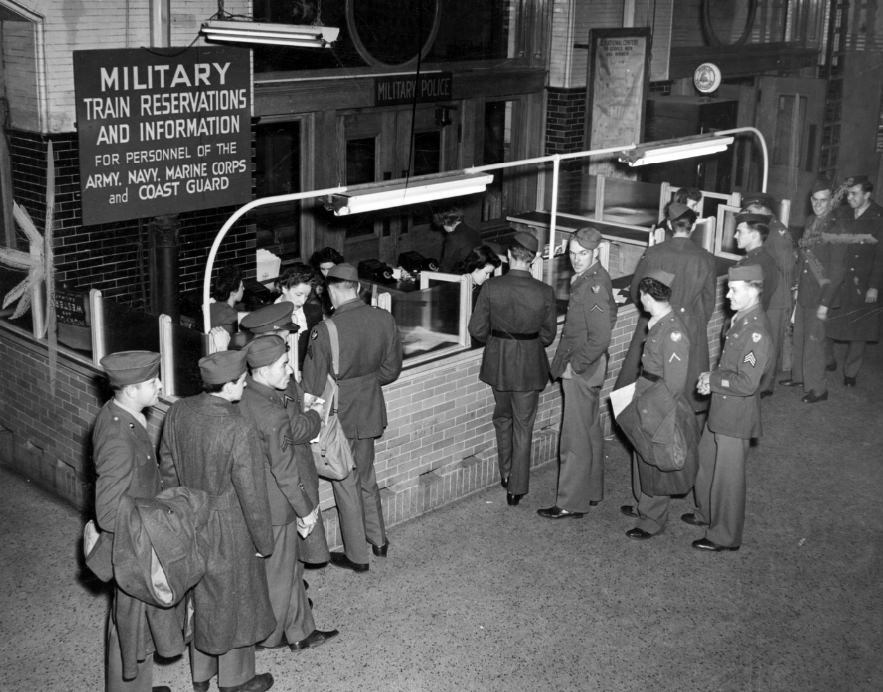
[[714, 203, 743, 260], [584, 28, 650, 178]]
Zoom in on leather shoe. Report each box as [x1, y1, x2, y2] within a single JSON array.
[[589, 500, 601, 506], [802, 390, 828, 403], [192, 683, 210, 692], [626, 527, 654, 540], [844, 376, 856, 387], [290, 628, 339, 651], [153, 688, 171, 692], [826, 361, 837, 372], [680, 512, 707, 527], [691, 537, 739, 552], [620, 505, 639, 518], [371, 542, 389, 557], [760, 390, 773, 398], [506, 492, 524, 506], [329, 552, 369, 573], [778, 378, 803, 387], [537, 506, 584, 519], [500, 477, 508, 489], [219, 673, 274, 692]]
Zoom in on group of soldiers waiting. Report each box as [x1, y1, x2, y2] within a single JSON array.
[[90, 173, 880, 691]]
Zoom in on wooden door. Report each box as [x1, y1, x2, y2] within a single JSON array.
[[755, 77, 826, 226], [336, 106, 456, 265]]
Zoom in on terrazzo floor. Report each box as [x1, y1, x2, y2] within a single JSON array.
[[1, 343, 881, 691]]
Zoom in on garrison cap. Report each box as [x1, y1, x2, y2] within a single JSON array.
[[735, 212, 771, 226], [246, 335, 287, 369], [511, 231, 539, 254], [740, 191, 776, 211], [644, 269, 675, 287], [810, 178, 832, 194], [240, 302, 297, 334], [485, 241, 507, 262], [573, 227, 602, 251], [844, 174, 871, 187], [100, 351, 160, 387], [728, 264, 764, 282], [198, 350, 247, 385], [326, 262, 359, 282], [666, 202, 691, 221]]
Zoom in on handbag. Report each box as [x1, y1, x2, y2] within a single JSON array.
[[311, 318, 355, 481]]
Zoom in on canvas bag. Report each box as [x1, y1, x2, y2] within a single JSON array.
[[311, 318, 355, 481]]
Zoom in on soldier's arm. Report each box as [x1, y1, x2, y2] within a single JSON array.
[[302, 323, 331, 396], [158, 415, 180, 490], [661, 328, 690, 395], [708, 331, 771, 397], [570, 284, 613, 372], [467, 282, 492, 343], [93, 422, 130, 533], [378, 313, 403, 385], [231, 422, 275, 556], [539, 285, 558, 347]]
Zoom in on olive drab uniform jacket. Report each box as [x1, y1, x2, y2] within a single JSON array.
[[468, 268, 558, 391], [550, 263, 617, 383], [707, 304, 773, 439], [93, 400, 185, 680]]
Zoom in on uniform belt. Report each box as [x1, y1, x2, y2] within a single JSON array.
[[491, 329, 539, 340], [640, 371, 662, 382]]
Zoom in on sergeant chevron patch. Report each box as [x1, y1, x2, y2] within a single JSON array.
[[744, 351, 757, 367]]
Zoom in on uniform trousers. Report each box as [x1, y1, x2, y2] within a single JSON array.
[[191, 644, 255, 689], [491, 388, 540, 495], [692, 423, 749, 548], [762, 306, 789, 392], [106, 617, 152, 692], [261, 522, 314, 647], [792, 305, 828, 393], [555, 375, 603, 511], [826, 338, 868, 379], [631, 455, 670, 535], [331, 436, 386, 563]]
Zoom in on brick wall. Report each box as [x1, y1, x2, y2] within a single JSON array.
[[545, 87, 586, 155], [0, 275, 729, 545], [8, 129, 255, 308]]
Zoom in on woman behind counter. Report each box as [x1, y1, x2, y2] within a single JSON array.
[[309, 246, 345, 316], [209, 264, 245, 333], [275, 263, 324, 368], [454, 244, 503, 298]]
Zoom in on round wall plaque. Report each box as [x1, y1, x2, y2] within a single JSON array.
[[693, 62, 722, 94]]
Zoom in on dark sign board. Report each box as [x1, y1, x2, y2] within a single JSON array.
[[73, 47, 252, 226], [54, 288, 88, 327], [375, 72, 453, 107]]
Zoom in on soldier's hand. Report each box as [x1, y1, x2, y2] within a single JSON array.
[[816, 305, 828, 321], [297, 507, 319, 537], [866, 288, 878, 303]]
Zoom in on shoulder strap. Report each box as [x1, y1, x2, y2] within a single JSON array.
[[325, 317, 340, 380]]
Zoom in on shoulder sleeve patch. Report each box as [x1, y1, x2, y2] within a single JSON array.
[[752, 332, 762, 343], [670, 331, 682, 342]]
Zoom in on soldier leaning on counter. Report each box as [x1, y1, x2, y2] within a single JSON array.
[[685, 264, 772, 552], [468, 230, 557, 507]]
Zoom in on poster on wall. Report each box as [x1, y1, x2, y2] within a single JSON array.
[[584, 28, 650, 179], [73, 46, 252, 226]]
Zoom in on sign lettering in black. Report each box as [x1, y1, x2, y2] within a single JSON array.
[[73, 47, 252, 226], [54, 288, 88, 327]]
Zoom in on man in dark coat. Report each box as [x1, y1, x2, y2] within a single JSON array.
[[619, 270, 699, 539], [684, 265, 772, 552], [239, 333, 339, 652], [538, 227, 617, 519], [303, 263, 403, 571], [468, 231, 557, 506], [94, 350, 183, 692], [438, 207, 481, 273], [617, 203, 717, 411], [160, 350, 275, 692], [826, 175, 883, 385], [780, 179, 845, 402]]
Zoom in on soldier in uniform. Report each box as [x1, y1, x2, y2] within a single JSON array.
[[617, 202, 717, 412], [826, 175, 883, 386], [238, 332, 339, 653], [780, 179, 845, 402], [160, 350, 275, 692], [538, 227, 617, 519], [620, 270, 699, 539], [468, 231, 557, 506], [302, 263, 403, 571], [741, 192, 795, 393], [684, 265, 772, 552], [438, 206, 482, 273], [93, 350, 183, 692]]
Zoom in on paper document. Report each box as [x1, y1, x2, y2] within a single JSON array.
[[610, 382, 636, 419]]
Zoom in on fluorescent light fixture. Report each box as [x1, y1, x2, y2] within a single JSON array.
[[327, 171, 494, 216], [200, 20, 339, 48], [619, 134, 735, 166]]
